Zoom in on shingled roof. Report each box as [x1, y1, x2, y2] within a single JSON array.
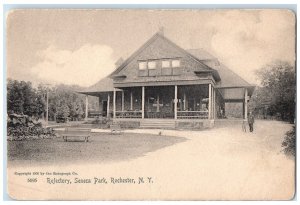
[[80, 34, 255, 96], [186, 48, 217, 61], [79, 76, 120, 96], [187, 48, 254, 88]]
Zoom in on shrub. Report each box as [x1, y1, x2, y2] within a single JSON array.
[[282, 126, 296, 156], [7, 113, 56, 141], [83, 117, 112, 129], [118, 121, 140, 129]]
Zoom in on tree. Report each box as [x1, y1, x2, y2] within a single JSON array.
[[56, 103, 70, 120], [255, 61, 296, 123], [7, 79, 99, 122], [7, 80, 24, 114], [7, 79, 46, 119], [46, 84, 98, 121]]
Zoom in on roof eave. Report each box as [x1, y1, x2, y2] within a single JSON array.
[[216, 85, 256, 96], [194, 70, 221, 82]]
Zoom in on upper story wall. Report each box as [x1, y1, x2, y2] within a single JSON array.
[[112, 35, 215, 87]]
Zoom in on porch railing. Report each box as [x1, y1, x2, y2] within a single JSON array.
[[177, 111, 209, 119], [115, 110, 143, 119], [146, 111, 174, 119], [115, 110, 208, 119]]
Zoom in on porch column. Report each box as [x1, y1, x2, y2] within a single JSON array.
[[46, 88, 49, 124], [183, 92, 186, 110], [157, 94, 160, 112], [130, 91, 133, 110], [214, 88, 216, 119], [211, 87, 214, 119], [85, 95, 88, 121], [121, 90, 125, 111], [211, 87, 213, 119], [208, 84, 212, 119], [98, 96, 102, 112], [107, 93, 110, 118], [174, 85, 178, 119], [142, 86, 145, 119], [244, 88, 248, 120], [113, 88, 116, 118]]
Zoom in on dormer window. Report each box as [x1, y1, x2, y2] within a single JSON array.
[[148, 61, 156, 69], [172, 60, 180, 67], [139, 61, 147, 70], [138, 58, 182, 76]]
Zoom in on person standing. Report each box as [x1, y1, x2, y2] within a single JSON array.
[[248, 111, 255, 132]]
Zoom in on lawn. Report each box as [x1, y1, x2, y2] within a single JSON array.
[[7, 132, 186, 167], [7, 120, 295, 200]]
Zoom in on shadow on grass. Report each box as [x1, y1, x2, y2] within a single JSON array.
[[8, 132, 187, 167]]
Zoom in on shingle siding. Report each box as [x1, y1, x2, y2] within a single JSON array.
[[114, 35, 211, 85], [81, 33, 254, 97]]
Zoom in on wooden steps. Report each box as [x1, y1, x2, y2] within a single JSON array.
[[140, 119, 175, 129]]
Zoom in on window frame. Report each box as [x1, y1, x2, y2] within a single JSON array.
[[171, 59, 180, 68], [138, 61, 147, 70], [147, 61, 157, 70], [162, 60, 171, 68], [138, 58, 182, 77]]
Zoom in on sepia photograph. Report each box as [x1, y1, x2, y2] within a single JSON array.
[[5, 8, 296, 200]]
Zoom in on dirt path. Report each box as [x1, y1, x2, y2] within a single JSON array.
[[7, 120, 295, 200]]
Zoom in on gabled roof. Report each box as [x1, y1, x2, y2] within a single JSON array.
[[110, 32, 213, 77], [81, 33, 255, 96]]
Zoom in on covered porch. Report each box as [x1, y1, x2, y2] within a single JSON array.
[[83, 85, 252, 120], [80, 80, 253, 129], [92, 84, 217, 121]]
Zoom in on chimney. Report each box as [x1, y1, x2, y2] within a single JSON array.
[[158, 27, 164, 36]]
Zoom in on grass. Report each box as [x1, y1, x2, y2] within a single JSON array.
[[7, 132, 186, 167]]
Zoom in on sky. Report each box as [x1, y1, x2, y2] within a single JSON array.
[[6, 9, 295, 87]]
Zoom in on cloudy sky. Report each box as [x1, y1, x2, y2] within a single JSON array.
[[7, 9, 295, 87]]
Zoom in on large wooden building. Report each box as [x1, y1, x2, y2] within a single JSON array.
[[80, 32, 255, 129]]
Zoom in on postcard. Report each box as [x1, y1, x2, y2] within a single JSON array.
[[6, 9, 296, 200]]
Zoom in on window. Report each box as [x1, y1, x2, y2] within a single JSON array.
[[172, 60, 180, 67], [148, 61, 156, 69], [162, 60, 170, 68], [138, 59, 181, 76], [139, 62, 147, 70]]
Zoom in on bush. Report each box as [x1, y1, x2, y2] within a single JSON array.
[[118, 121, 140, 129], [7, 113, 56, 141], [83, 117, 113, 129], [282, 126, 295, 156]]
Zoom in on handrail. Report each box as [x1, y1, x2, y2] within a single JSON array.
[[177, 111, 208, 113], [115, 110, 142, 113], [115, 110, 142, 119], [114, 110, 208, 119], [177, 110, 208, 119]]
